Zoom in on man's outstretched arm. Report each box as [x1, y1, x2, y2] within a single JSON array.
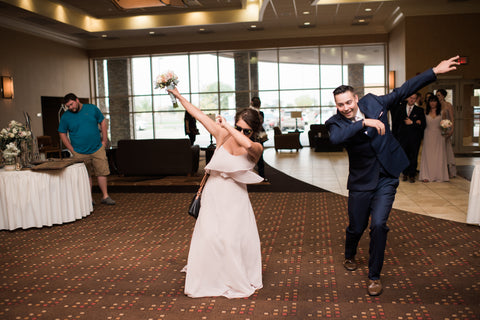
[[433, 56, 460, 75]]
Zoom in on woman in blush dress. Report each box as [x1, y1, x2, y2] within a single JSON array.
[[436, 89, 456, 178], [419, 95, 449, 182], [168, 87, 264, 299]]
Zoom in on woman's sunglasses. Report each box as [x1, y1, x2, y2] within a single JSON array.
[[235, 125, 253, 136]]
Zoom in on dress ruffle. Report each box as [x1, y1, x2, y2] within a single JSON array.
[[205, 146, 263, 184]]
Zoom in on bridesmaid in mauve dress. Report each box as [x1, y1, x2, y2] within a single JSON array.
[[419, 95, 449, 182], [436, 89, 456, 178], [168, 87, 264, 299]]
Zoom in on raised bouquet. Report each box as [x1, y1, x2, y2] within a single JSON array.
[[155, 71, 179, 108], [440, 119, 452, 136]]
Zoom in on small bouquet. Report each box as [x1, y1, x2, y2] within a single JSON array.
[[3, 142, 20, 158], [155, 71, 179, 108], [440, 119, 452, 136]]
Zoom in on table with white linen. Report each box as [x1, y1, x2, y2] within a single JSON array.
[[0, 163, 93, 230], [467, 164, 480, 226]]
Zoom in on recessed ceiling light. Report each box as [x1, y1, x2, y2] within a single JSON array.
[[149, 31, 155, 35], [303, 11, 310, 15], [304, 22, 311, 26], [365, 8, 372, 12], [250, 25, 257, 28], [358, 19, 365, 23], [101, 34, 107, 38], [199, 28, 205, 31]]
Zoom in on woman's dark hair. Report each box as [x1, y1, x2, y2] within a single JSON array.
[[426, 95, 441, 116], [424, 91, 434, 105], [437, 89, 447, 98], [235, 108, 262, 134]]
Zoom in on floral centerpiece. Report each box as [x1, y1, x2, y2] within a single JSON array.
[[155, 71, 179, 108], [1, 120, 32, 166], [440, 119, 452, 136]]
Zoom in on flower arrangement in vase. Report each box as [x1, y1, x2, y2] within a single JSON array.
[[2, 142, 20, 170], [1, 120, 32, 169]]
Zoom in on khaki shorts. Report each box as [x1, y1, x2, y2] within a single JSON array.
[[72, 145, 110, 177]]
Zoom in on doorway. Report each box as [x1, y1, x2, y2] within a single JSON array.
[[429, 79, 480, 154]]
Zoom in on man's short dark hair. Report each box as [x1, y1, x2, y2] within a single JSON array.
[[333, 85, 355, 96], [63, 93, 78, 104]]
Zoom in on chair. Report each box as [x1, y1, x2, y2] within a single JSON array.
[[37, 136, 61, 158], [273, 127, 302, 152], [307, 124, 343, 152]]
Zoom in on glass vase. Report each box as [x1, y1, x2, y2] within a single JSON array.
[[3, 155, 16, 171]]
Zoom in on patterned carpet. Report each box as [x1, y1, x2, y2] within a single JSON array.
[[0, 191, 479, 319]]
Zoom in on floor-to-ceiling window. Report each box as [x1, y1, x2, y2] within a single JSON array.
[[93, 44, 386, 147]]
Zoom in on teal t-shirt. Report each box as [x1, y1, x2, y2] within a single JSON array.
[[58, 104, 104, 154]]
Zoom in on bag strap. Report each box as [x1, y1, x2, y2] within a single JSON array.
[[196, 172, 209, 197]]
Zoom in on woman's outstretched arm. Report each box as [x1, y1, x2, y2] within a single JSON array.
[[168, 87, 223, 140]]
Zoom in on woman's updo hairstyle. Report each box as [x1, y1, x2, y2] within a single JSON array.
[[235, 108, 262, 134]]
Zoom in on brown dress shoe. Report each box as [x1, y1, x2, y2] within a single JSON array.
[[409, 176, 415, 183], [367, 279, 383, 296], [343, 259, 357, 271], [402, 175, 408, 181]]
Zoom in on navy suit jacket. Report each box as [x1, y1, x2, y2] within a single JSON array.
[[326, 68, 437, 191]]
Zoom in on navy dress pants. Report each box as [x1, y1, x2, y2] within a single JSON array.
[[345, 175, 399, 280]]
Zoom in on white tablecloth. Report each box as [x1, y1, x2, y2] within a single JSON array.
[[0, 163, 93, 230], [467, 164, 480, 226]]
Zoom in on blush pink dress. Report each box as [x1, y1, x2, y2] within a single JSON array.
[[182, 145, 263, 298], [419, 114, 449, 182]]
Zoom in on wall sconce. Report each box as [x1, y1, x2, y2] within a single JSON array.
[[388, 71, 395, 90], [1, 76, 14, 99]]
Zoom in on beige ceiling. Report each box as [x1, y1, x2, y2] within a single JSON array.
[[0, 0, 480, 50]]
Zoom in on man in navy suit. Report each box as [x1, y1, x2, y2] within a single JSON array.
[[393, 92, 426, 183], [325, 56, 459, 296]]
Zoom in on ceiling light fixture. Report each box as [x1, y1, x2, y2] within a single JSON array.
[[365, 8, 372, 12], [312, 0, 393, 5]]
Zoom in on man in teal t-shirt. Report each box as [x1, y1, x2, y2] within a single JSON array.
[[58, 93, 115, 205]]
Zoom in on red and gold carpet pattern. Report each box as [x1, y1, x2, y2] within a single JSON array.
[[0, 192, 479, 319]]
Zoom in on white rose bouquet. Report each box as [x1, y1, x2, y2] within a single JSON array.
[[155, 71, 179, 108], [440, 119, 452, 136], [0, 120, 32, 151], [3, 142, 20, 158]]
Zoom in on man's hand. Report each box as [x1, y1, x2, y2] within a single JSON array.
[[364, 118, 386, 135], [404, 118, 413, 125], [433, 56, 460, 75]]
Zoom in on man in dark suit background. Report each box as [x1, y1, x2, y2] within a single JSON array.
[[393, 92, 426, 183], [325, 56, 459, 296]]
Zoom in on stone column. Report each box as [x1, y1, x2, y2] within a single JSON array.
[[348, 63, 364, 98], [107, 59, 131, 147], [250, 51, 259, 98], [234, 52, 250, 110]]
